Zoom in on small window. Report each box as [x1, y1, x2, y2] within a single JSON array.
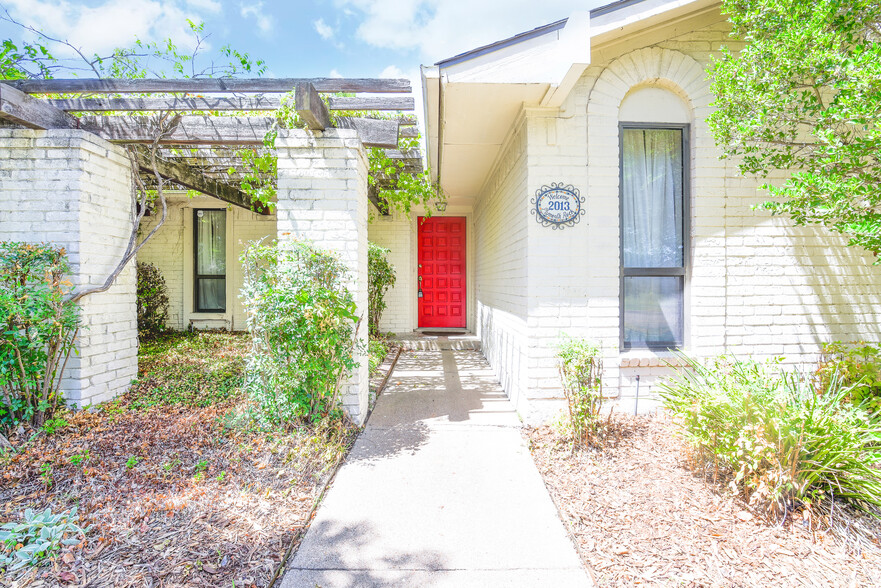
[[620, 126, 688, 349], [194, 209, 226, 312]]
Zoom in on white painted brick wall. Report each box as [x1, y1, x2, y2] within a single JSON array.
[[367, 209, 414, 333], [137, 193, 277, 331], [0, 129, 137, 407], [276, 129, 370, 424], [476, 20, 881, 422], [474, 117, 530, 412]]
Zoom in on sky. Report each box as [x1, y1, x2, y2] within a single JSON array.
[[0, 0, 607, 128]]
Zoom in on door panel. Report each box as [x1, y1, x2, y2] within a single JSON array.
[[418, 216, 466, 328]]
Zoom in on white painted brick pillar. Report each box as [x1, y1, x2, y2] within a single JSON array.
[[275, 129, 370, 425], [0, 129, 138, 407]]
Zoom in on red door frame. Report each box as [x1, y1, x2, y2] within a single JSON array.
[[417, 216, 466, 329]]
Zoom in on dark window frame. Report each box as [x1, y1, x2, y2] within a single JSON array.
[[618, 122, 690, 351], [193, 208, 227, 313]]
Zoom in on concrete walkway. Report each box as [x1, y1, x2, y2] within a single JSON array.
[[280, 348, 591, 587]]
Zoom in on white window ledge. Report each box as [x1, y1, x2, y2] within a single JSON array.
[[618, 351, 688, 368]]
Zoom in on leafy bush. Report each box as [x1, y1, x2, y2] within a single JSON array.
[[0, 243, 79, 430], [557, 337, 604, 448], [241, 240, 360, 424], [659, 354, 881, 517], [0, 507, 88, 573], [367, 243, 396, 337], [136, 262, 169, 339], [818, 341, 881, 413], [368, 337, 390, 375]]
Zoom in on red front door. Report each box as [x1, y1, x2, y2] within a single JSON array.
[[418, 216, 466, 328]]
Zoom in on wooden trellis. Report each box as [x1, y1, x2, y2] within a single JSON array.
[[0, 78, 421, 215]]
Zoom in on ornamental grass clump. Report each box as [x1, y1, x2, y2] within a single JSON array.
[[241, 240, 360, 424], [659, 354, 881, 519], [557, 337, 604, 448]]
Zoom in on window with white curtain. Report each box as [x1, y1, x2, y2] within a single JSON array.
[[620, 125, 688, 349], [194, 209, 226, 312]]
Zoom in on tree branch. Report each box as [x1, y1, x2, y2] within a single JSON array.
[[68, 113, 180, 302]]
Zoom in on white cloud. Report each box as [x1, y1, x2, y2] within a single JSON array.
[[240, 1, 273, 34], [185, 0, 222, 12], [3, 0, 218, 57], [329, 69, 344, 78], [335, 0, 605, 62], [313, 18, 334, 40], [379, 65, 406, 79]]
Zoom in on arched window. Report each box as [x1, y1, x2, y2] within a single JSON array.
[[618, 86, 690, 349]]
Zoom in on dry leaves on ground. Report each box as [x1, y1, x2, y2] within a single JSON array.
[[527, 414, 881, 587], [0, 333, 357, 588]]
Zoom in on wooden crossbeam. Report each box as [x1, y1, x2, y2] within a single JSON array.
[[44, 95, 416, 113], [80, 115, 402, 149], [135, 148, 271, 215], [80, 116, 273, 145], [294, 83, 330, 130], [0, 83, 79, 129], [9, 77, 410, 94], [337, 117, 400, 149]]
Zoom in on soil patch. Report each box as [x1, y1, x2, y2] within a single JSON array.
[[527, 414, 881, 587], [0, 332, 356, 587]]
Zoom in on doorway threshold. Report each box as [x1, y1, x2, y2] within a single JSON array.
[[392, 331, 480, 351]]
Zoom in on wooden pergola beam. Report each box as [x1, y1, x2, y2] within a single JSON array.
[[294, 83, 331, 130], [9, 77, 411, 94], [81, 116, 273, 145], [0, 83, 79, 130], [135, 148, 271, 215], [79, 115, 402, 148], [43, 96, 416, 113], [337, 117, 400, 149]]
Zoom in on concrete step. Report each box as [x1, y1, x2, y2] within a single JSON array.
[[391, 332, 482, 351]]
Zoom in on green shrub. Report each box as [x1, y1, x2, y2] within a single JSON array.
[[368, 337, 390, 375], [557, 337, 604, 448], [659, 354, 881, 517], [0, 243, 79, 430], [241, 239, 360, 424], [818, 341, 881, 413], [0, 507, 88, 573], [367, 243, 396, 337], [136, 262, 169, 339]]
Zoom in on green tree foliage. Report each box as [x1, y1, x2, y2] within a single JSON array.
[[0, 39, 55, 79], [367, 243, 396, 336], [708, 0, 881, 258], [241, 240, 360, 424], [135, 262, 170, 340], [0, 244, 79, 430]]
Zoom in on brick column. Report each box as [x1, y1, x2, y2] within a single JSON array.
[[0, 129, 137, 407], [275, 129, 370, 424]]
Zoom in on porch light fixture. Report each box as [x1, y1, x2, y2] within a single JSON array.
[[435, 201, 447, 212]]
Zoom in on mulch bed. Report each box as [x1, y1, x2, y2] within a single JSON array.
[[0, 333, 357, 587], [527, 414, 881, 587]]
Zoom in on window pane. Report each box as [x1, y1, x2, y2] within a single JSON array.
[[623, 276, 683, 348], [621, 128, 683, 268], [197, 278, 225, 312], [196, 210, 226, 276]]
